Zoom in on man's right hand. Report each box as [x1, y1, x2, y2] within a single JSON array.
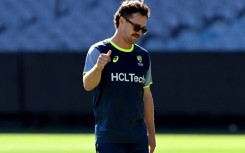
[[95, 50, 112, 71]]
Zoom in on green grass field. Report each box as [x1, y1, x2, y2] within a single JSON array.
[[0, 133, 244, 153]]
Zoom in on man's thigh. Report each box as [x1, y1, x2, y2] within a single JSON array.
[[95, 141, 149, 153], [127, 141, 149, 153], [95, 143, 126, 153]]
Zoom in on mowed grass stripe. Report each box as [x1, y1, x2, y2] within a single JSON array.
[[0, 134, 94, 152], [0, 134, 245, 153], [157, 134, 245, 153]]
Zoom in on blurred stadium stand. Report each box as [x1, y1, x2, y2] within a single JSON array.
[[1, 0, 245, 52], [1, 0, 245, 133]]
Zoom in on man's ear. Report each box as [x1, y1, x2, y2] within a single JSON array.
[[119, 16, 124, 25]]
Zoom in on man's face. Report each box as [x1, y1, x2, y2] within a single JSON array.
[[121, 13, 148, 44]]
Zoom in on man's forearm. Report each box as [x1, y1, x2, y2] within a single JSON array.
[[83, 66, 102, 91], [143, 88, 155, 135], [144, 88, 156, 153], [144, 97, 155, 135]]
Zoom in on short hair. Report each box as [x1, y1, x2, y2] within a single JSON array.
[[113, 0, 150, 28]]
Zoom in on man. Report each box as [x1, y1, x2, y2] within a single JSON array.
[[83, 0, 156, 152]]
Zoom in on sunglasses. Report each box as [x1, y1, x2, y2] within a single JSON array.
[[123, 16, 148, 34]]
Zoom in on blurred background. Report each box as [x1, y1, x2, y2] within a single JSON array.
[[1, 0, 245, 134]]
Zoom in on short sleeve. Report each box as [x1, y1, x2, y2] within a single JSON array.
[[143, 59, 153, 88], [83, 46, 101, 75]]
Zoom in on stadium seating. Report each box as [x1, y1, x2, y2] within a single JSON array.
[[1, 0, 245, 52]]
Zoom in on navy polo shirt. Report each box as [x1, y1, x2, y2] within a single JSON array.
[[83, 39, 153, 143]]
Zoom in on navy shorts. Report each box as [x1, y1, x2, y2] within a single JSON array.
[[95, 141, 149, 153]]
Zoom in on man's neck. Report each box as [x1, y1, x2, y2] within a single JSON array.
[[110, 33, 132, 49]]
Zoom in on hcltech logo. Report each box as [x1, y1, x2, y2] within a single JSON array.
[[111, 73, 145, 83]]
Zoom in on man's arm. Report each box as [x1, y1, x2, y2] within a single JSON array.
[[144, 87, 156, 153], [83, 66, 103, 91], [83, 50, 112, 91]]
